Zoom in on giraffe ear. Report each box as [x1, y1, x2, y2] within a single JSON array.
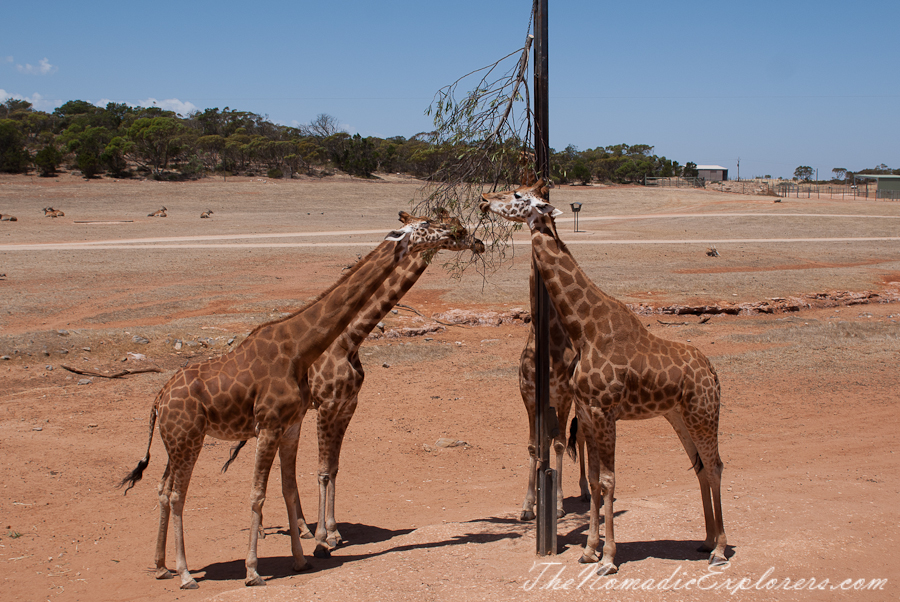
[[398, 211, 412, 224]]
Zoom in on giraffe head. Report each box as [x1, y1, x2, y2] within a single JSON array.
[[479, 180, 562, 229], [397, 209, 485, 254], [385, 210, 480, 259]]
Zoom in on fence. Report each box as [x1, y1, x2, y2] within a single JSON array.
[[644, 176, 704, 188], [771, 182, 900, 200]]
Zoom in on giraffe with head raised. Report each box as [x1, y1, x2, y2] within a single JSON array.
[[480, 181, 727, 573], [304, 210, 484, 557], [517, 272, 589, 522], [43, 207, 64, 217], [120, 213, 472, 589]]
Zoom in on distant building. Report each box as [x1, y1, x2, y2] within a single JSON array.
[[852, 174, 900, 200], [696, 165, 729, 182]]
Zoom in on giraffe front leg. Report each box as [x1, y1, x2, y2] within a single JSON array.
[[553, 438, 567, 518], [278, 427, 311, 573], [579, 433, 602, 564], [313, 472, 332, 558], [278, 425, 314, 541], [596, 425, 618, 576], [521, 443, 538, 521]]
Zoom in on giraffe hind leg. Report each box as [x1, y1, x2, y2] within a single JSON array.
[[664, 409, 727, 564]]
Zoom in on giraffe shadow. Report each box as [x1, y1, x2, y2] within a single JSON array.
[[198, 518, 524, 582], [614, 539, 736, 565]]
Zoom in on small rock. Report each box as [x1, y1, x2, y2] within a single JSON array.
[[127, 352, 146, 361], [1, 356, 10, 361], [32, 427, 43, 432], [77, 378, 92, 385], [45, 365, 53, 371], [59, 349, 68, 355], [132, 336, 150, 345], [382, 363, 391, 368], [174, 340, 183, 350], [82, 347, 91, 352], [57, 330, 69, 336], [41, 349, 50, 357], [227, 338, 235, 346], [88, 424, 98, 428]]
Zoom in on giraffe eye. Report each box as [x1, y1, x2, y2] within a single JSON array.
[[514, 192, 522, 199]]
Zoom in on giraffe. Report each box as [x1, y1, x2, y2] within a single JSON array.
[[0, 214, 17, 221], [148, 206, 167, 217], [224, 211, 485, 558], [480, 181, 727, 573], [305, 217, 484, 558], [119, 214, 471, 589], [200, 210, 214, 218], [517, 269, 589, 522], [43, 207, 64, 217]]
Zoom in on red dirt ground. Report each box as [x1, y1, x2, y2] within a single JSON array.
[[1, 174, 898, 601]]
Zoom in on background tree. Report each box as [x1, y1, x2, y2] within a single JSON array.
[[127, 116, 186, 176], [831, 167, 847, 182], [0, 120, 31, 173], [794, 165, 814, 181], [33, 143, 63, 176]]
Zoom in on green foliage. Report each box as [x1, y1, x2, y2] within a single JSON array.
[[33, 144, 63, 176], [127, 117, 186, 176], [266, 167, 283, 179], [0, 119, 31, 173], [794, 165, 814, 181]]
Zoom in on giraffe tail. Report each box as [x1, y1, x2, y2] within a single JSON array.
[[221, 440, 248, 473], [566, 416, 579, 462], [118, 394, 161, 495]]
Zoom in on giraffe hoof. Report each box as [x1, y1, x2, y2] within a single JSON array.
[[556, 508, 567, 519], [520, 510, 536, 521], [578, 553, 599, 564], [313, 546, 331, 559], [299, 528, 315, 540], [245, 575, 266, 587], [180, 579, 199, 590], [155, 568, 174, 580], [293, 560, 312, 573], [596, 563, 618, 576], [326, 535, 341, 549], [709, 552, 728, 566]]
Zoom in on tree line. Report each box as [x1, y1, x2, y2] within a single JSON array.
[[11, 97, 891, 185]]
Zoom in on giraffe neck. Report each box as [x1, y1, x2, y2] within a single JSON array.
[[528, 215, 643, 347], [330, 253, 429, 354], [249, 240, 404, 364]]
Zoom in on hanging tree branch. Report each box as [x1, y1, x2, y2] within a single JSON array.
[[412, 20, 538, 280]]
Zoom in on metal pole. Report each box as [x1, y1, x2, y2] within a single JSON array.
[[533, 0, 557, 557]]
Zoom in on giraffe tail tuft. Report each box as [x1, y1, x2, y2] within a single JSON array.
[[221, 440, 248, 473], [566, 417, 579, 462], [119, 393, 160, 495], [119, 455, 150, 495]]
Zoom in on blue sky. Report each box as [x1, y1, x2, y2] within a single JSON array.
[[2, 0, 897, 179]]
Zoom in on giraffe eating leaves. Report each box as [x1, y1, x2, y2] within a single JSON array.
[[120, 213, 475, 589], [480, 181, 727, 574]]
